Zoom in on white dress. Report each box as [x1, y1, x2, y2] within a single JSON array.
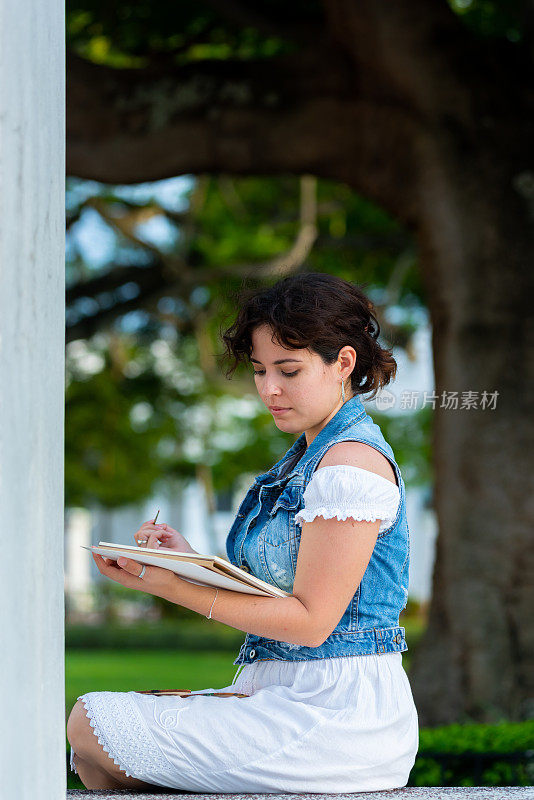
[[70, 465, 419, 792]]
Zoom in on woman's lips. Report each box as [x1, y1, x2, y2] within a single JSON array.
[[270, 406, 291, 415]]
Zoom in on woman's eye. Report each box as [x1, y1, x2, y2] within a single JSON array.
[[253, 370, 299, 378]]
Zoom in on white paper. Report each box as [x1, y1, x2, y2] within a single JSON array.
[[83, 545, 276, 596]]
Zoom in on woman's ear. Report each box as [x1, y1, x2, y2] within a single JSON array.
[[338, 345, 357, 377]]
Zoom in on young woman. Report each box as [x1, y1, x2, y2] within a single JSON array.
[[67, 272, 419, 792]]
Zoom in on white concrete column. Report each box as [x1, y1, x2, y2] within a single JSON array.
[[0, 0, 65, 796]]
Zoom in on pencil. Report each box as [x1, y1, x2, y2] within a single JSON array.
[[153, 508, 160, 524]]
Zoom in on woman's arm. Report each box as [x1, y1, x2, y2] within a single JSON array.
[[95, 513, 378, 646], [164, 579, 317, 647], [99, 510, 380, 647], [93, 552, 316, 646], [164, 512, 379, 646]]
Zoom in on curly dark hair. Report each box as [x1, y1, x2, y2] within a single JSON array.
[[218, 272, 397, 400]]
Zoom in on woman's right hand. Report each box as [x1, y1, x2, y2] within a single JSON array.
[[134, 519, 198, 554]]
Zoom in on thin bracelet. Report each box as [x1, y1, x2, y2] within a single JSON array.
[[206, 588, 219, 619]]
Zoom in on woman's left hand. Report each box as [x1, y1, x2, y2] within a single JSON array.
[[92, 553, 185, 602]]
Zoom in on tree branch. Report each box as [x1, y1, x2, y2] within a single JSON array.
[[66, 44, 422, 218], [67, 1, 529, 227], [66, 176, 319, 343]]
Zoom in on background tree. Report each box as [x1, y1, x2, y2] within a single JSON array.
[[65, 0, 534, 725], [66, 174, 429, 508]]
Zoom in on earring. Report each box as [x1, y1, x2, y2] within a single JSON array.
[[341, 378, 345, 403]]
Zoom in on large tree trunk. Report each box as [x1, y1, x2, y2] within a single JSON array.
[[409, 134, 534, 724], [326, 0, 534, 726], [66, 0, 534, 724]]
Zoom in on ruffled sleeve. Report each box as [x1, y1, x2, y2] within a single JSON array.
[[294, 464, 400, 533]]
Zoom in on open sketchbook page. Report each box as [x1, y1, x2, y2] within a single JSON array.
[[82, 543, 290, 598]]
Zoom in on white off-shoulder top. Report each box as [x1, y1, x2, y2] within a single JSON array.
[[294, 464, 400, 532]]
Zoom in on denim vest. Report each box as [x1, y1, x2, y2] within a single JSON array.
[[225, 393, 410, 665]]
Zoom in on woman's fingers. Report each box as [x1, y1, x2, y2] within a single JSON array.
[[136, 522, 162, 544], [134, 521, 176, 549], [137, 530, 167, 548]]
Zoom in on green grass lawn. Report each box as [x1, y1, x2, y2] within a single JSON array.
[[66, 649, 241, 715]]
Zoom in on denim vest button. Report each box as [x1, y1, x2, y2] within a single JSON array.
[[395, 633, 402, 644], [249, 649, 256, 659]]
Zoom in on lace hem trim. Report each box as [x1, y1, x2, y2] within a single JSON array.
[[294, 506, 394, 524], [69, 746, 78, 775], [69, 692, 172, 781]]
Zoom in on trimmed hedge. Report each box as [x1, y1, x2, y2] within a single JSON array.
[[66, 619, 245, 651], [65, 616, 424, 653], [410, 721, 534, 786]]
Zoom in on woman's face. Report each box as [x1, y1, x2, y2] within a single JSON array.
[[250, 324, 356, 445]]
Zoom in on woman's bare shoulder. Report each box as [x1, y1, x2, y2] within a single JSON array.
[[316, 441, 397, 485]]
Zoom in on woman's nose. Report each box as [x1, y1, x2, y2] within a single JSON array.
[[263, 376, 282, 396]]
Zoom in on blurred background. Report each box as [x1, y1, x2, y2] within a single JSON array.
[[64, 0, 534, 789]]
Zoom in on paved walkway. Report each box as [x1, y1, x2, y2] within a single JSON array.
[[66, 787, 534, 799]]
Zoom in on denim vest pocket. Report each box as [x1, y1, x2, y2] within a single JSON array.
[[264, 485, 302, 539], [226, 483, 261, 567], [257, 485, 302, 591]]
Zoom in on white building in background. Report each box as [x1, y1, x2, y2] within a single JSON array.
[[405, 485, 438, 604], [64, 508, 94, 613]]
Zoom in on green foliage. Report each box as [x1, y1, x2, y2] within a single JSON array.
[[66, 0, 308, 66], [66, 170, 431, 508], [419, 720, 534, 753], [411, 720, 534, 786], [66, 1, 525, 70], [65, 335, 202, 507], [448, 1, 524, 42], [188, 176, 425, 307]]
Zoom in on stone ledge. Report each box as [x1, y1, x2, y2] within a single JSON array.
[[66, 788, 534, 799]]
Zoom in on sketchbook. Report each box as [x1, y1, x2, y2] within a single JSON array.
[[82, 542, 291, 598]]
